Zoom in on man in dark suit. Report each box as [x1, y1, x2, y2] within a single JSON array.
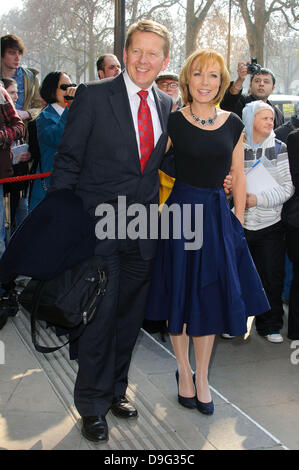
[[48, 20, 172, 442]]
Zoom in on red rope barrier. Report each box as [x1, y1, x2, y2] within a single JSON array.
[[0, 172, 51, 184]]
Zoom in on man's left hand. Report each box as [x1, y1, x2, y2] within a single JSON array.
[[223, 174, 232, 195]]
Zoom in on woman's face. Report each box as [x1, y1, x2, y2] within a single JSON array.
[[253, 110, 274, 139], [6, 83, 18, 105], [56, 73, 72, 107], [188, 60, 221, 105]]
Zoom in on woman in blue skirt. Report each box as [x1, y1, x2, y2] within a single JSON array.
[[146, 49, 269, 415]]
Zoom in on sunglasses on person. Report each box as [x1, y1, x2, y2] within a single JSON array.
[[59, 83, 76, 90]]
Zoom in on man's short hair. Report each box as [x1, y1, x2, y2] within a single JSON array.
[[39, 71, 69, 104], [1, 34, 25, 57], [125, 20, 171, 59], [250, 68, 276, 86], [96, 54, 116, 72]]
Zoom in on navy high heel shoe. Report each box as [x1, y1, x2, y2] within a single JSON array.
[[175, 370, 197, 409], [196, 398, 214, 415], [193, 374, 214, 415]]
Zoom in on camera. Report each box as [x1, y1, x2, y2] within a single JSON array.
[[247, 58, 262, 75]]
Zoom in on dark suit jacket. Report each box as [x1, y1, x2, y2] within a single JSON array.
[[281, 129, 299, 228], [48, 73, 173, 260]]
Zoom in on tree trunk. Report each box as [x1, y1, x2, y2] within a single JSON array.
[[88, 24, 95, 81], [238, 0, 267, 66], [185, 0, 215, 58]]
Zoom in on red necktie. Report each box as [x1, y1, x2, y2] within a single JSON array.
[[137, 90, 154, 172]]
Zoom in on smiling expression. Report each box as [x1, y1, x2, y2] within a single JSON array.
[[253, 109, 274, 140], [123, 30, 169, 90], [188, 61, 221, 104]]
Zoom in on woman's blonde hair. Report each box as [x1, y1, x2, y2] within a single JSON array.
[[179, 49, 231, 105]]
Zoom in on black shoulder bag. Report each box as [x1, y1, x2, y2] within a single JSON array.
[[18, 257, 107, 353]]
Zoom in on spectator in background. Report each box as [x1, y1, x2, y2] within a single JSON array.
[[2, 78, 18, 105], [1, 34, 42, 134], [2, 78, 31, 231], [96, 54, 121, 79], [0, 83, 24, 258], [220, 61, 284, 129], [29, 72, 77, 211], [156, 71, 182, 111], [242, 101, 293, 343], [275, 102, 299, 144], [281, 129, 299, 340], [275, 103, 299, 305]]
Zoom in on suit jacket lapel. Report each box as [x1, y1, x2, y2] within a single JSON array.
[[152, 85, 169, 133], [108, 74, 139, 154]]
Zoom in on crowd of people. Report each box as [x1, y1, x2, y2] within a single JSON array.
[[0, 22, 298, 443]]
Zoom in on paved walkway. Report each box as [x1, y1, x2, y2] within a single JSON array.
[[0, 306, 297, 451]]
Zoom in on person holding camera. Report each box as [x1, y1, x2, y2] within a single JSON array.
[[220, 60, 284, 129], [29, 72, 77, 211]]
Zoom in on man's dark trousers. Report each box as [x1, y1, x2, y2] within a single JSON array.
[[285, 225, 299, 339], [74, 238, 154, 417], [244, 221, 285, 335]]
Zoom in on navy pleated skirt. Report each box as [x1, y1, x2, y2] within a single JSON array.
[[146, 180, 270, 337]]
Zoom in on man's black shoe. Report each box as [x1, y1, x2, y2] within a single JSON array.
[[81, 415, 108, 442], [111, 396, 138, 418]]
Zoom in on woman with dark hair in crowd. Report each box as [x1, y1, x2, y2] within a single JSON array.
[[29, 71, 76, 210]]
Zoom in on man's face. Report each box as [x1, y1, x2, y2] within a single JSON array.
[[250, 73, 275, 101], [2, 48, 22, 71], [123, 30, 169, 90], [253, 109, 274, 140], [157, 79, 179, 102], [98, 56, 121, 79]]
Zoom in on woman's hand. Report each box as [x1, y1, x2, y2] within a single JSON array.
[[64, 86, 77, 106], [18, 151, 31, 162]]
